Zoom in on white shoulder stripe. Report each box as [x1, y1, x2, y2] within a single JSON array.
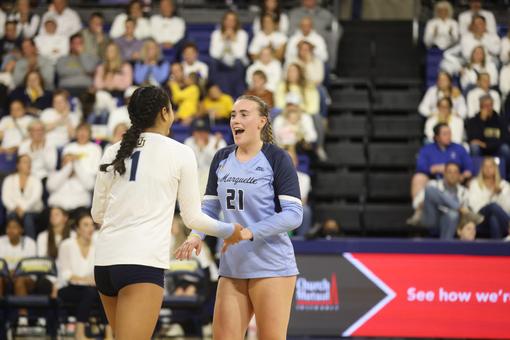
[[278, 195, 302, 205], [203, 195, 219, 201]]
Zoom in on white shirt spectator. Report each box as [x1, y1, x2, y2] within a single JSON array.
[[1, 173, 44, 213], [37, 230, 76, 257], [8, 12, 40, 38], [468, 180, 510, 214], [47, 161, 95, 210], [182, 60, 209, 80], [57, 237, 95, 288], [109, 13, 150, 40], [40, 108, 80, 148], [286, 30, 328, 63], [0, 9, 5, 39], [248, 31, 287, 56], [297, 171, 311, 202], [0, 115, 33, 149], [466, 87, 501, 118], [245, 59, 282, 92], [500, 64, 510, 100], [0, 235, 36, 271], [209, 29, 248, 64], [34, 33, 69, 64], [458, 9, 497, 36], [418, 86, 467, 119], [424, 115, 465, 144], [424, 18, 459, 50], [18, 139, 57, 179], [107, 106, 131, 138], [62, 141, 102, 177], [40, 7, 81, 37], [460, 32, 501, 61], [149, 14, 185, 45], [460, 62, 498, 90], [501, 36, 510, 65], [253, 13, 289, 35], [273, 113, 317, 146]]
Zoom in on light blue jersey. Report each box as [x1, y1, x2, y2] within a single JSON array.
[[197, 143, 303, 279]]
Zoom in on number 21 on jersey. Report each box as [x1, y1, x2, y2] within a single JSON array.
[[226, 189, 244, 210]]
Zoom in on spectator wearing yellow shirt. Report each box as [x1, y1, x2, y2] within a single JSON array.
[[168, 63, 200, 125], [200, 84, 234, 123]]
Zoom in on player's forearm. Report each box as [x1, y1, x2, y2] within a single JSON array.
[[191, 198, 221, 240], [249, 201, 303, 239]]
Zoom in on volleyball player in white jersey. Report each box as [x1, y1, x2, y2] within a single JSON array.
[[91, 86, 244, 340]]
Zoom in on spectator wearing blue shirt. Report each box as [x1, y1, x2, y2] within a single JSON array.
[[411, 123, 473, 204], [133, 38, 169, 86]]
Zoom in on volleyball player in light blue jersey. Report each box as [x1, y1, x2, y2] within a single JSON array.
[[175, 95, 303, 339]]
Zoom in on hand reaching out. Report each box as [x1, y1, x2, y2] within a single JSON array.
[[174, 234, 203, 260], [221, 226, 253, 253]]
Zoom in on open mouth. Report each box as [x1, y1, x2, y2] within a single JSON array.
[[233, 127, 245, 136]]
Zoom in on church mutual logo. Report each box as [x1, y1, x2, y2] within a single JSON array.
[[219, 174, 258, 185]]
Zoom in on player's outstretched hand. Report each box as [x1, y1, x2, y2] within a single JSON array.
[[224, 223, 244, 245], [222, 224, 253, 253], [174, 234, 202, 260]]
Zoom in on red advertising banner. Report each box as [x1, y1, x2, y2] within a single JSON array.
[[346, 253, 510, 339]]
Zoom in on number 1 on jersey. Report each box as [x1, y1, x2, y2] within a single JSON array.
[[226, 189, 244, 210], [129, 151, 141, 181]]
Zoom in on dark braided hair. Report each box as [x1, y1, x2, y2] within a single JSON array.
[[100, 86, 170, 175], [236, 95, 274, 144]]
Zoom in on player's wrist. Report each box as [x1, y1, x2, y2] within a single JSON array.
[[188, 233, 203, 241]]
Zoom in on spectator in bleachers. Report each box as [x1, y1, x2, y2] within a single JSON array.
[[456, 218, 477, 241], [0, 6, 6, 39], [46, 149, 95, 211], [56, 33, 99, 96], [40, 0, 81, 38], [275, 62, 319, 115], [81, 12, 110, 60], [149, 0, 185, 51], [285, 146, 312, 236], [107, 86, 136, 138], [209, 10, 248, 98], [111, 122, 128, 144], [8, 0, 40, 39], [500, 61, 510, 103], [460, 15, 500, 62], [286, 17, 328, 63], [467, 157, 510, 238], [248, 14, 287, 61], [134, 38, 170, 86], [458, 0, 497, 36], [424, 97, 465, 145], [466, 95, 510, 176], [245, 46, 281, 92], [184, 118, 226, 196], [18, 120, 57, 181], [168, 68, 200, 125], [62, 122, 102, 179], [0, 216, 37, 297], [501, 30, 510, 64], [244, 70, 274, 108], [12, 38, 55, 91], [114, 17, 143, 62], [40, 89, 81, 148], [289, 0, 340, 67], [460, 45, 498, 92], [273, 98, 317, 148], [94, 42, 133, 95], [253, 0, 289, 35], [0, 100, 33, 154], [285, 40, 324, 85], [37, 206, 72, 258], [9, 70, 53, 115], [35, 16, 69, 65], [423, 1, 459, 50], [200, 83, 234, 124], [466, 72, 501, 118], [181, 42, 208, 82], [0, 21, 22, 58], [57, 211, 112, 340], [1, 154, 43, 240], [109, 0, 150, 40], [411, 123, 473, 203], [419, 162, 476, 239]]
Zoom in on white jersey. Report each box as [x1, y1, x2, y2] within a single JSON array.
[[92, 132, 234, 269]]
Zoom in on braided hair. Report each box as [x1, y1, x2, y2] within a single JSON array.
[[236, 95, 274, 144], [100, 86, 170, 175]]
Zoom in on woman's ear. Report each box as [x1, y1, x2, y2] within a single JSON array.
[[259, 116, 268, 130]]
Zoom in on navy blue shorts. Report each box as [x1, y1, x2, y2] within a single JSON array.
[[94, 264, 165, 297]]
